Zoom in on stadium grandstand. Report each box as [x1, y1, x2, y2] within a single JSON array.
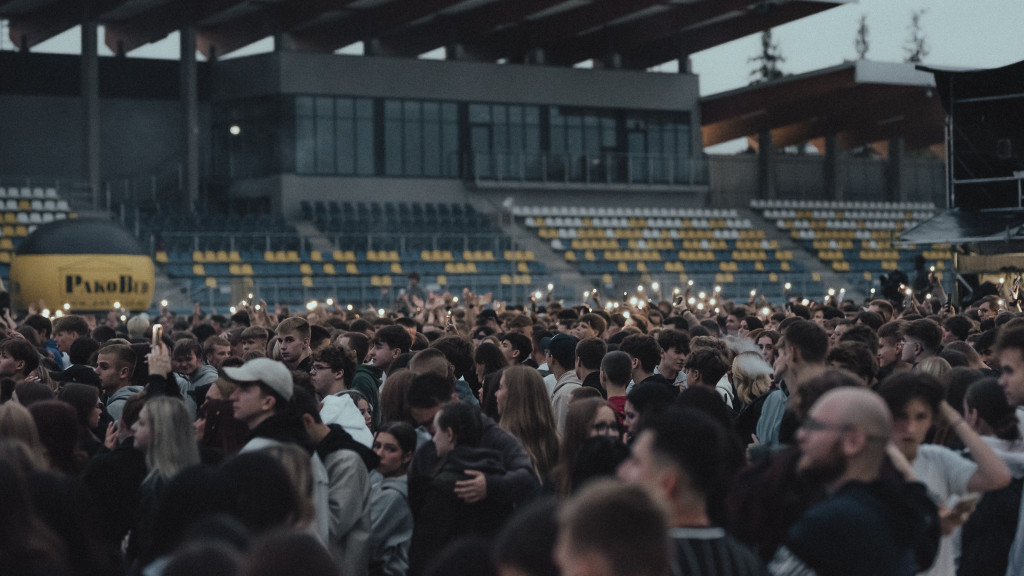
[[0, 0, 955, 312]]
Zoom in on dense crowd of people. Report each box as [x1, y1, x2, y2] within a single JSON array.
[[3, 271, 1024, 576]]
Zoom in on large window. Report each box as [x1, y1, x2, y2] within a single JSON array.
[[276, 95, 694, 182], [295, 96, 375, 176], [468, 103, 541, 178], [384, 99, 459, 177]]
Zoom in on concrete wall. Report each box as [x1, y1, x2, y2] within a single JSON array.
[[0, 94, 210, 187], [214, 52, 701, 112]]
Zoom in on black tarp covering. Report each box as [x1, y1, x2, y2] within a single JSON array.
[[897, 208, 1024, 246], [919, 60, 1024, 210], [16, 219, 146, 255]]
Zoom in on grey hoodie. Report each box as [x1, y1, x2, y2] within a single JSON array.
[[106, 385, 144, 423], [369, 472, 413, 576]]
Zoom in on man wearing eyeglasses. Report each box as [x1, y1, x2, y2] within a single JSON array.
[[768, 387, 940, 576]]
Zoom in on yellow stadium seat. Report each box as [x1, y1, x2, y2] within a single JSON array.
[[300, 263, 313, 275], [192, 251, 204, 262], [323, 263, 336, 275], [302, 276, 313, 288], [436, 275, 447, 286], [192, 264, 205, 275], [241, 264, 254, 275], [156, 251, 168, 263], [264, 251, 276, 261], [229, 251, 241, 262], [204, 277, 217, 288], [216, 251, 229, 262], [391, 263, 403, 274], [345, 263, 359, 274], [311, 251, 323, 261]]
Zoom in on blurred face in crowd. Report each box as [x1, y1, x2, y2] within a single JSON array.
[[757, 336, 777, 365], [900, 336, 922, 363], [357, 398, 372, 430], [891, 398, 932, 462], [54, 330, 77, 354], [242, 337, 267, 356], [590, 406, 620, 439], [207, 345, 231, 369], [725, 314, 741, 334], [132, 406, 153, 452], [370, 341, 399, 369], [660, 347, 687, 377], [277, 330, 309, 366], [877, 337, 902, 368], [172, 350, 202, 375], [795, 399, 848, 483], [94, 353, 125, 392], [0, 349, 22, 378], [374, 431, 411, 478], [998, 347, 1024, 407], [623, 400, 641, 441], [432, 412, 455, 457], [310, 361, 339, 397]]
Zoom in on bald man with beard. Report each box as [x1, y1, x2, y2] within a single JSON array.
[[768, 388, 940, 576]]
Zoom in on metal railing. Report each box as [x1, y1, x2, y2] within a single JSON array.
[[465, 151, 709, 186], [329, 232, 509, 254], [150, 231, 308, 254]]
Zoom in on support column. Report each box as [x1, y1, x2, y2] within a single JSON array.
[[886, 128, 904, 202], [824, 131, 839, 200], [758, 129, 775, 199], [81, 15, 101, 209], [181, 25, 200, 212]]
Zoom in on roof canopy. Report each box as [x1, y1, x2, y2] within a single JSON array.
[[1, 0, 849, 65], [701, 60, 945, 151]]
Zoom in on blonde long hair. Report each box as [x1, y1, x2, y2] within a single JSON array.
[[499, 365, 560, 479], [731, 351, 773, 406], [143, 397, 200, 482]]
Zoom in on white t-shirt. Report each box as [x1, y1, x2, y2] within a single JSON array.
[[912, 443, 976, 576]]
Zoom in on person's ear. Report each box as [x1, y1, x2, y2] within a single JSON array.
[[119, 365, 130, 380], [842, 427, 866, 456], [965, 407, 979, 429], [261, 394, 276, 412], [335, 369, 345, 382]]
